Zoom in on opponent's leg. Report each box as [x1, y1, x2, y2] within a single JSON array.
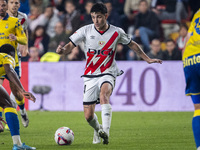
[[0, 85, 35, 149], [99, 82, 113, 144], [0, 78, 4, 132], [84, 104, 101, 144], [10, 81, 29, 127], [191, 95, 200, 150]]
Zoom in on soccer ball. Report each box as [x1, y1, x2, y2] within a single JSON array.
[[54, 127, 74, 145]]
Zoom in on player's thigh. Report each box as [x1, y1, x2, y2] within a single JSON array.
[[191, 95, 200, 110], [100, 83, 112, 102], [83, 103, 96, 121], [184, 62, 200, 95], [99, 75, 115, 104], [83, 77, 99, 104], [0, 86, 14, 108]]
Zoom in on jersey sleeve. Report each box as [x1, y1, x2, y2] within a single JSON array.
[[188, 10, 200, 33], [23, 13, 28, 31], [69, 26, 86, 46], [15, 19, 27, 45], [118, 28, 132, 45], [2, 55, 15, 68]]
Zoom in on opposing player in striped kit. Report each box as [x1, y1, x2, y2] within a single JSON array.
[[56, 2, 162, 144]]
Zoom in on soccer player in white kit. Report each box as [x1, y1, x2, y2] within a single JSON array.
[[0, 0, 29, 130], [56, 3, 162, 144]]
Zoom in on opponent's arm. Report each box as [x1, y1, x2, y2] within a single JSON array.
[[128, 40, 162, 64], [18, 29, 29, 56], [4, 64, 35, 102], [9, 20, 27, 45], [56, 42, 75, 55]]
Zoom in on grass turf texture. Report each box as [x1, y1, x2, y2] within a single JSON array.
[[0, 111, 195, 150]]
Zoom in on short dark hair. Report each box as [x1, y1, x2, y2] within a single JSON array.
[[180, 23, 188, 31], [90, 2, 107, 14], [0, 44, 15, 56], [139, 0, 148, 5], [166, 39, 175, 44]]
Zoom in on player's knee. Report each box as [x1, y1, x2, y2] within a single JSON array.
[[85, 114, 93, 122], [2, 99, 15, 108], [100, 92, 110, 104]]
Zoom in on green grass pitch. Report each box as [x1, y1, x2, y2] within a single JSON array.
[[0, 111, 196, 150]]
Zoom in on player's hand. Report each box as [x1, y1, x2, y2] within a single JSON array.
[[0, 117, 7, 124], [9, 34, 17, 41], [147, 58, 162, 64], [56, 45, 65, 55], [19, 45, 29, 56], [22, 92, 36, 102]]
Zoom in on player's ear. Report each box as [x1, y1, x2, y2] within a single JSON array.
[[105, 13, 108, 20]]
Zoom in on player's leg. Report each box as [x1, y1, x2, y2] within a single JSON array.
[[83, 78, 102, 144], [99, 82, 112, 144], [84, 104, 101, 132], [0, 78, 4, 132], [9, 80, 29, 128], [84, 103, 102, 144], [191, 95, 200, 149], [10, 66, 29, 128], [0, 85, 36, 149]]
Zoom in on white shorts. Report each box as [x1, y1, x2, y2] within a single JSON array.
[[83, 75, 115, 105]]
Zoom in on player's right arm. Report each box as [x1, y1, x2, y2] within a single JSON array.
[[56, 42, 75, 55], [4, 64, 36, 102]]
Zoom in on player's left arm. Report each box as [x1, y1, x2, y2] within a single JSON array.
[[9, 20, 27, 45], [128, 40, 162, 64], [4, 64, 36, 102], [18, 29, 29, 56]]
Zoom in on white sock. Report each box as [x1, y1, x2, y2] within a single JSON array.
[[20, 109, 26, 115], [88, 113, 100, 132], [12, 135, 22, 146], [101, 104, 112, 136]]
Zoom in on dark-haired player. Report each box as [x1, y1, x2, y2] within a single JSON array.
[[56, 2, 162, 144], [0, 44, 36, 150], [6, 0, 29, 128], [0, 0, 27, 131]]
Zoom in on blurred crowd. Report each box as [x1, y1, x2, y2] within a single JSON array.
[[19, 0, 200, 62]]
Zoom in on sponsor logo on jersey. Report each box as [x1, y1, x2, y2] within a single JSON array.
[[88, 48, 113, 56], [84, 32, 119, 75]]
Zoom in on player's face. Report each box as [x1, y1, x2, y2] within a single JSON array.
[[0, 0, 7, 17], [91, 12, 108, 31], [8, 0, 20, 15]]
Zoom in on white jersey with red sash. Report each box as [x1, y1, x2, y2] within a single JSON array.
[[69, 24, 131, 77]]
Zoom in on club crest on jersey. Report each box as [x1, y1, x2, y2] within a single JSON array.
[[5, 24, 8, 29], [98, 41, 105, 46]]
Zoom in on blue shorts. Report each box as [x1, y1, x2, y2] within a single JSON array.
[[184, 54, 200, 96], [0, 66, 21, 80]]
